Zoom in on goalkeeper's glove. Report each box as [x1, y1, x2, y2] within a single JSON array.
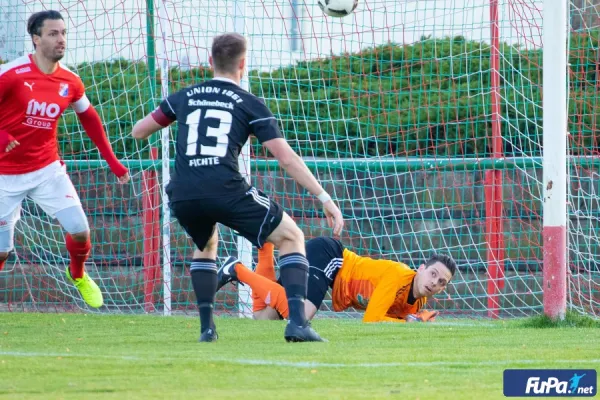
[[405, 310, 439, 323]]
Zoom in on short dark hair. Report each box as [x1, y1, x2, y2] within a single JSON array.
[[425, 253, 457, 276], [211, 33, 247, 74], [27, 10, 64, 49]]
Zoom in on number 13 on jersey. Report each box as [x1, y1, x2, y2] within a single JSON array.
[[185, 108, 232, 157]]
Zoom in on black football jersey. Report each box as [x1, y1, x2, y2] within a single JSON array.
[[159, 77, 283, 202]]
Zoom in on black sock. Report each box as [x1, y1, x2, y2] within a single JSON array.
[[190, 258, 218, 333], [278, 252, 309, 326]]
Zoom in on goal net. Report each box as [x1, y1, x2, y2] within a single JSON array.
[[0, 0, 598, 318]]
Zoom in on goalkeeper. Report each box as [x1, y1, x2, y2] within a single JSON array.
[[217, 237, 456, 322]]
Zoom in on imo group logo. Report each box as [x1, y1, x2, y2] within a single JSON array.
[[504, 369, 597, 397]]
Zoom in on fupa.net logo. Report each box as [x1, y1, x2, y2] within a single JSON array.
[[504, 369, 597, 397]]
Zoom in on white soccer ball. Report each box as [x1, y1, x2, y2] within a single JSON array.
[[318, 0, 358, 18]]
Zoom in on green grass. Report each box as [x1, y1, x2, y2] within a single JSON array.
[[0, 314, 598, 400], [515, 311, 600, 329]]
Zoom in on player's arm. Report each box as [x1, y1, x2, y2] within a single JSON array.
[[387, 297, 438, 322], [251, 101, 344, 234], [406, 309, 439, 323], [363, 270, 408, 323], [72, 82, 129, 182], [0, 66, 19, 152], [131, 99, 176, 140], [132, 113, 166, 139]]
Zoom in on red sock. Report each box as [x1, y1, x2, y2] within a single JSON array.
[[235, 262, 289, 318], [66, 234, 91, 279], [0, 258, 5, 272], [256, 242, 276, 282]]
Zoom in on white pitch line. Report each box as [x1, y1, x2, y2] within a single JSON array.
[[213, 358, 600, 368], [213, 359, 600, 368], [0, 351, 598, 368], [430, 321, 498, 327], [0, 351, 141, 361]]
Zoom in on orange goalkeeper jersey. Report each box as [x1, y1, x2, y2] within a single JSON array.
[[331, 249, 426, 322]]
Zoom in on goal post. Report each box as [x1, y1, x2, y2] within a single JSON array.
[[542, 0, 568, 320], [234, 0, 255, 318]]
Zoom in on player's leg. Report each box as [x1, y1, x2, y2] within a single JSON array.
[[0, 205, 23, 272], [216, 258, 288, 319], [214, 241, 280, 318], [0, 174, 29, 271], [55, 206, 91, 280], [54, 207, 104, 308], [0, 212, 19, 272], [0, 226, 15, 272], [304, 237, 345, 320], [256, 242, 276, 281], [170, 199, 219, 342], [252, 241, 277, 312], [249, 237, 343, 322], [217, 262, 314, 322], [222, 188, 323, 341], [265, 213, 307, 322], [253, 307, 282, 320], [266, 212, 326, 341], [237, 236, 343, 322], [28, 162, 102, 308], [216, 256, 320, 321], [192, 228, 219, 342]]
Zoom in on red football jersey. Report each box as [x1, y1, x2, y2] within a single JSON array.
[[0, 54, 90, 174]]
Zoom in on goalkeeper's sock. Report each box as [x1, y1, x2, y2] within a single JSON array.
[[278, 253, 309, 327], [256, 242, 276, 282], [190, 258, 218, 334], [235, 262, 288, 317], [66, 234, 91, 280]]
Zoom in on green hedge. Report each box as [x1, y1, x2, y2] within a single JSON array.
[[3, 32, 598, 159]]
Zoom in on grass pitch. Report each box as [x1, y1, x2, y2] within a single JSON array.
[[0, 313, 598, 399]]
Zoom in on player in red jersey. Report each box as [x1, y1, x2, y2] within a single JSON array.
[[0, 10, 130, 308]]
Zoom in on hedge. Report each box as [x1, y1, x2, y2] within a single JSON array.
[[2, 32, 598, 159]]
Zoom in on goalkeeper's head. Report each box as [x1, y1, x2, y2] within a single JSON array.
[[413, 253, 456, 298], [210, 33, 247, 83]]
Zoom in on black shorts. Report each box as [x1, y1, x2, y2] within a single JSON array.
[[304, 237, 345, 310], [169, 187, 284, 251]]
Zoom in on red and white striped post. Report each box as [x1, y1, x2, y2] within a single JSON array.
[[485, 0, 505, 319], [542, 0, 568, 320], [143, 147, 160, 312]]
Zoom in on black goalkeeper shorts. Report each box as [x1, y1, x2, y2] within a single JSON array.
[[305, 237, 345, 309]]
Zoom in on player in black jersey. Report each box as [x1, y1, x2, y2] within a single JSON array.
[[131, 33, 344, 343]]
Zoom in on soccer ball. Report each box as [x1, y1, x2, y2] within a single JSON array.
[[318, 0, 358, 18]]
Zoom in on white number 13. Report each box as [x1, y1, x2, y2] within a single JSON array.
[[185, 108, 232, 157]]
